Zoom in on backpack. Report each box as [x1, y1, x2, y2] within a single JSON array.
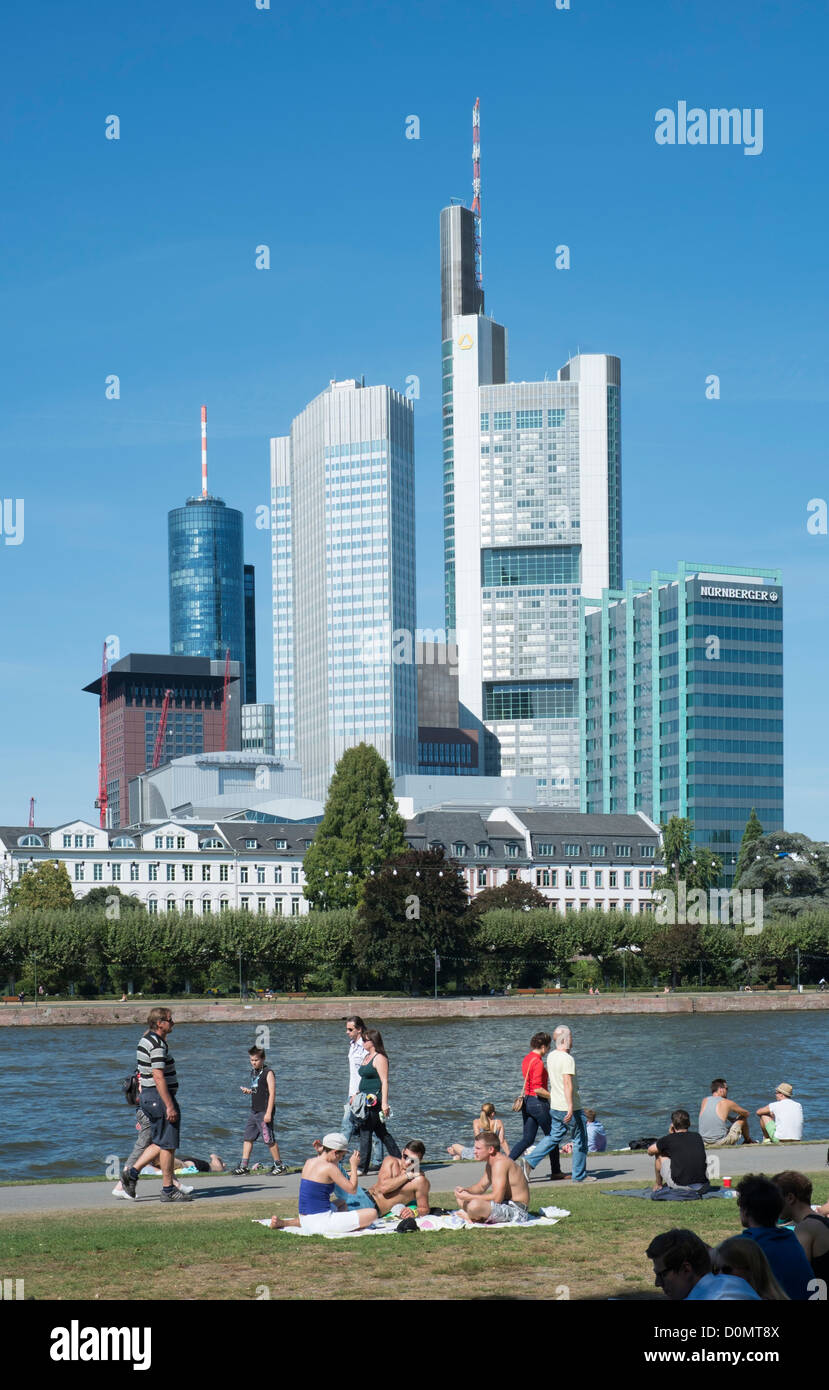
[[122, 1070, 140, 1106]]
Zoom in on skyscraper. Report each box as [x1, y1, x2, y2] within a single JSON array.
[[271, 379, 418, 802], [441, 160, 621, 807]]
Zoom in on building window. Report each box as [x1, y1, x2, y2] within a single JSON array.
[[130, 863, 139, 881], [291, 866, 300, 884], [536, 842, 554, 857], [241, 896, 250, 911], [202, 865, 211, 881], [291, 897, 300, 916], [563, 843, 581, 857], [505, 844, 520, 859], [589, 843, 606, 857], [155, 836, 164, 849], [566, 901, 575, 913], [166, 837, 174, 850], [63, 834, 72, 847], [477, 869, 487, 888], [609, 871, 617, 888], [580, 901, 590, 912], [219, 897, 229, 913], [536, 869, 549, 887], [177, 837, 186, 850], [167, 864, 175, 881], [623, 901, 633, 913], [74, 864, 85, 882], [74, 834, 83, 848], [257, 867, 266, 884], [202, 899, 212, 915], [640, 845, 655, 859], [274, 838, 287, 850], [94, 864, 103, 881], [111, 864, 121, 881], [183, 897, 193, 915], [244, 839, 257, 850], [148, 864, 158, 881], [623, 871, 632, 888], [257, 896, 267, 914], [113, 836, 135, 849], [147, 898, 158, 915], [167, 896, 176, 912], [219, 864, 229, 882], [86, 835, 95, 848], [274, 898, 283, 915], [240, 866, 249, 884], [639, 871, 653, 888], [565, 870, 573, 888], [595, 871, 603, 889], [580, 870, 588, 888], [451, 843, 467, 857], [508, 868, 518, 881], [183, 865, 193, 882], [614, 844, 632, 858], [274, 866, 283, 884]]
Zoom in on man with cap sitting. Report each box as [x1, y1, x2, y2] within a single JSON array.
[[756, 1083, 804, 1143]]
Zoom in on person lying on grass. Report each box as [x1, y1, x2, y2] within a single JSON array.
[[368, 1140, 431, 1216], [454, 1131, 531, 1225], [269, 1133, 378, 1235]]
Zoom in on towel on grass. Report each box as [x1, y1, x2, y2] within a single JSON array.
[[602, 1186, 736, 1202], [255, 1207, 570, 1238]]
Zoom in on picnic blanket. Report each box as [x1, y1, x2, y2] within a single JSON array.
[[256, 1205, 571, 1239], [602, 1186, 737, 1202]]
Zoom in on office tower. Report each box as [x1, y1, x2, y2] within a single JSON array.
[[417, 639, 479, 775], [581, 563, 783, 878], [241, 702, 275, 755], [243, 564, 257, 704], [271, 379, 418, 802], [441, 193, 621, 808], [83, 654, 241, 827]]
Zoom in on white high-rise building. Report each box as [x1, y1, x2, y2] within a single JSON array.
[[270, 379, 418, 802], [441, 204, 621, 806]]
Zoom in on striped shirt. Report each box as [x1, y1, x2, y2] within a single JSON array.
[[136, 1031, 178, 1093]]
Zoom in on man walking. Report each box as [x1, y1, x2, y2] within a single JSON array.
[[233, 1045, 287, 1175], [520, 1025, 595, 1184], [341, 1015, 381, 1168], [121, 1007, 192, 1203]]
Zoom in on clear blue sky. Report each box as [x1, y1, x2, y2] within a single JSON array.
[[1, 0, 827, 836]]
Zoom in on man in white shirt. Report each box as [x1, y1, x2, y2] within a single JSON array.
[[520, 1026, 595, 1183], [757, 1082, 804, 1142]]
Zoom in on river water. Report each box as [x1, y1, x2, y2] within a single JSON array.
[[1, 1012, 826, 1180]]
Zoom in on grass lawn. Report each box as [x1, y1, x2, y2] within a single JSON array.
[[8, 1176, 818, 1301]]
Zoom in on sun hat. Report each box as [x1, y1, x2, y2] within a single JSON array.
[[775, 1083, 793, 1097], [322, 1132, 350, 1151]]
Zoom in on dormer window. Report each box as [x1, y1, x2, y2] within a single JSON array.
[[475, 843, 490, 858], [505, 843, 520, 859], [451, 843, 467, 858], [18, 834, 44, 848], [244, 839, 258, 850], [112, 836, 136, 849]]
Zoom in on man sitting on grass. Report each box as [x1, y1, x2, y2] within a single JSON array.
[[735, 1174, 815, 1300], [647, 1109, 710, 1196], [646, 1229, 760, 1301], [454, 1131, 531, 1224], [368, 1140, 431, 1217], [773, 1170, 829, 1282]]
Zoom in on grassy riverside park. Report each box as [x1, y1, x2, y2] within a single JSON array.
[[5, 1174, 826, 1302]]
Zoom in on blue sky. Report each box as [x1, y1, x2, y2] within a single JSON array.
[[1, 0, 827, 835]]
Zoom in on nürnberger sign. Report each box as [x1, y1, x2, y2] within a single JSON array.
[[699, 586, 779, 601]]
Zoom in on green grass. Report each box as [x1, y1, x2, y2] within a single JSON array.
[[7, 1175, 826, 1301]]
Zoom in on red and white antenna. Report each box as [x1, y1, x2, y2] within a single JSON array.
[[471, 97, 482, 291], [201, 405, 208, 498]]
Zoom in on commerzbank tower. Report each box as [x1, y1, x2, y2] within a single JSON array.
[[441, 99, 621, 808]]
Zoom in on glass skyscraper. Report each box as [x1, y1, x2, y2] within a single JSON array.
[[270, 379, 418, 802], [168, 496, 248, 698], [441, 203, 621, 806], [581, 562, 784, 878]]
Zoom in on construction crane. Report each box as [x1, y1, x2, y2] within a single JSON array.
[[221, 648, 231, 751], [471, 97, 482, 292], [28, 797, 35, 829], [95, 641, 109, 828], [152, 689, 174, 769]]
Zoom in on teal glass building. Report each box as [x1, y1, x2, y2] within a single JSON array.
[[580, 562, 783, 879], [168, 496, 247, 695]]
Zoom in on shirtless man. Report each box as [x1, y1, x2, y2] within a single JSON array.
[[454, 1130, 531, 1224], [368, 1140, 431, 1216]]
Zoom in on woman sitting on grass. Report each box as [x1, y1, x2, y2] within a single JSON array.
[[712, 1237, 789, 1301], [269, 1133, 378, 1235], [447, 1102, 508, 1160]]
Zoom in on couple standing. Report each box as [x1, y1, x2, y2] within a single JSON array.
[[341, 1015, 401, 1173], [511, 1025, 595, 1183]]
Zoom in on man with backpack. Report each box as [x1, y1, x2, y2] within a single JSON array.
[[120, 1008, 192, 1203]]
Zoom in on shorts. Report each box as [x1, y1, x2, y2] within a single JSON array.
[[125, 1108, 154, 1170], [298, 1209, 367, 1234], [659, 1158, 708, 1192], [140, 1090, 181, 1151], [244, 1112, 276, 1145], [704, 1120, 743, 1148], [487, 1200, 530, 1225], [459, 1146, 475, 1160]]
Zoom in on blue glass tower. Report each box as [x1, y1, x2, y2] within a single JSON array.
[[168, 495, 246, 689]]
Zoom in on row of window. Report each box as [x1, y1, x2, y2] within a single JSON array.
[[146, 897, 302, 916], [69, 863, 302, 884], [534, 868, 652, 889]]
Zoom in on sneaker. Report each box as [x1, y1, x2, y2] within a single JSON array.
[[176, 1183, 195, 1194], [120, 1169, 137, 1200], [571, 1175, 598, 1183], [517, 1157, 532, 1182], [111, 1184, 132, 1200], [548, 1171, 566, 1181], [159, 1186, 193, 1202], [231, 1165, 250, 1175], [269, 1163, 288, 1175]]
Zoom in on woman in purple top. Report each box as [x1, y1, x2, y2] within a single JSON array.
[[269, 1133, 378, 1235]]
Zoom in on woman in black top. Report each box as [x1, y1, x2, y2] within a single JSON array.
[[354, 1028, 401, 1174]]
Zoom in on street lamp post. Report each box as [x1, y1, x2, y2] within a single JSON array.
[[238, 948, 243, 1003], [33, 951, 38, 1007]]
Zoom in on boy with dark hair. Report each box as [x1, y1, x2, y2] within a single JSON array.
[[736, 1173, 815, 1300], [368, 1140, 431, 1216], [233, 1046, 287, 1175], [646, 1228, 759, 1301], [773, 1170, 829, 1281], [648, 1109, 710, 1196]]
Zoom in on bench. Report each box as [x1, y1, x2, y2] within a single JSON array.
[[515, 988, 538, 995], [2, 996, 23, 1005]]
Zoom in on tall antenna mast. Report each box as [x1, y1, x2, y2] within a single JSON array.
[[471, 97, 482, 292], [201, 404, 208, 497]]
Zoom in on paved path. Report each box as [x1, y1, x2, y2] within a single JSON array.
[[1, 1142, 826, 1216]]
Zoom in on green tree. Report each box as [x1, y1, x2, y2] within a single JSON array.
[[7, 860, 75, 914], [644, 922, 701, 987], [466, 879, 550, 917], [736, 831, 829, 915], [733, 809, 764, 888], [302, 744, 408, 908], [355, 849, 469, 991], [75, 885, 145, 914], [652, 817, 722, 922]]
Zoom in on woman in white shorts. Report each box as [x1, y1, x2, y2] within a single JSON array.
[[269, 1133, 379, 1234]]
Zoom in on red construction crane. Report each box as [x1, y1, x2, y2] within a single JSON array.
[[95, 641, 109, 828], [28, 797, 35, 829], [221, 648, 231, 751], [152, 689, 174, 769]]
